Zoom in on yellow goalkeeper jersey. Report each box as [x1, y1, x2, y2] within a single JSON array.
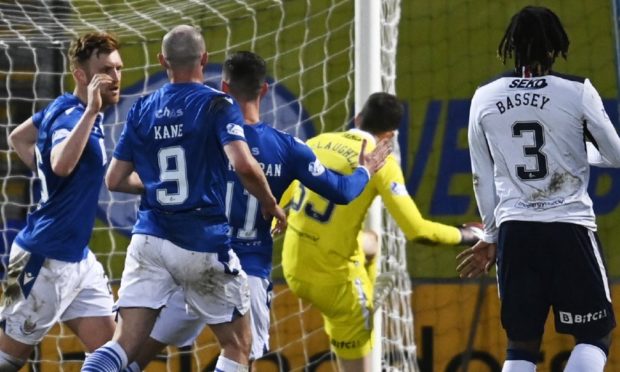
[[282, 129, 461, 284]]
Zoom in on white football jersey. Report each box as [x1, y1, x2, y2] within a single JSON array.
[[468, 71, 620, 242]]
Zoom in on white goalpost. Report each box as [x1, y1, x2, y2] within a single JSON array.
[[358, 1, 419, 371], [0, 1, 414, 370]]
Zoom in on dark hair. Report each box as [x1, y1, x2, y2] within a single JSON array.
[[222, 51, 267, 101], [69, 32, 119, 71], [358, 92, 403, 135], [498, 6, 569, 75]]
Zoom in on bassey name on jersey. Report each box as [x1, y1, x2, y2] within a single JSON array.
[[154, 124, 184, 140], [496, 92, 550, 114]]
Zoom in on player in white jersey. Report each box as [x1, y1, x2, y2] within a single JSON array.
[[457, 6, 620, 372], [1, 32, 122, 370]]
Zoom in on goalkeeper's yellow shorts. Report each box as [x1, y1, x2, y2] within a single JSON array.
[[285, 262, 374, 359]]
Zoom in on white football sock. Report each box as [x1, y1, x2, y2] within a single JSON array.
[[502, 360, 536, 372], [214, 355, 249, 372], [564, 343, 606, 372]]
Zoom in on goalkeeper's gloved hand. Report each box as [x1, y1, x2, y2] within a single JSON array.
[[457, 222, 484, 246]]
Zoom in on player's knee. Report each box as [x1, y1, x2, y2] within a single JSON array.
[[221, 319, 252, 356], [0, 349, 26, 371], [576, 332, 613, 356], [506, 339, 542, 364]]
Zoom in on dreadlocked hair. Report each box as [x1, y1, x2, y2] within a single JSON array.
[[498, 6, 569, 76]]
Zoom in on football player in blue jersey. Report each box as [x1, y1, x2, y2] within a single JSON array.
[[82, 27, 289, 372], [1, 32, 122, 371], [118, 51, 391, 372]]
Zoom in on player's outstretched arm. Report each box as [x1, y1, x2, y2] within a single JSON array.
[[8, 117, 38, 171], [106, 158, 144, 194], [290, 137, 392, 205], [224, 140, 287, 230], [376, 162, 462, 245], [51, 74, 112, 177]]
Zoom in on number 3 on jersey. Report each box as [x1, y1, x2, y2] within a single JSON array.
[[512, 121, 548, 180], [156, 146, 188, 205]]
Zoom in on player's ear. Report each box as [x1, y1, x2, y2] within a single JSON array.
[[259, 82, 268, 98], [72, 67, 88, 86], [157, 53, 169, 69], [200, 51, 208, 67], [221, 80, 230, 93], [354, 114, 362, 128]]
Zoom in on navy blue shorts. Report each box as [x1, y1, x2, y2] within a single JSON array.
[[497, 221, 615, 341]]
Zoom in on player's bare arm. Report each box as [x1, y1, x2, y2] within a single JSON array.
[[106, 158, 145, 194], [224, 139, 287, 229], [51, 74, 112, 176], [8, 117, 38, 171]]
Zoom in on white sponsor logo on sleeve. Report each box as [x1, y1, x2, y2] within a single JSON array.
[[51, 128, 71, 143], [390, 182, 408, 196], [226, 123, 245, 138], [308, 159, 326, 177]]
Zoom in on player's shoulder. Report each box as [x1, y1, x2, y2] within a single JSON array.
[[195, 85, 236, 112], [258, 124, 309, 153], [39, 93, 84, 130], [548, 71, 586, 84], [311, 129, 359, 143], [375, 154, 401, 177], [477, 70, 516, 90]]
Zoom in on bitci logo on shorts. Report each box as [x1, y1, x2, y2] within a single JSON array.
[[559, 309, 608, 324]]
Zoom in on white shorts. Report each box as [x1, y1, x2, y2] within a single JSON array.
[[150, 289, 205, 348], [248, 276, 272, 359], [150, 276, 272, 359], [117, 234, 250, 324], [0, 244, 114, 345]]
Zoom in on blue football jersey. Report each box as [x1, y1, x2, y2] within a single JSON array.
[[114, 83, 246, 253], [226, 123, 370, 278], [15, 93, 107, 262]]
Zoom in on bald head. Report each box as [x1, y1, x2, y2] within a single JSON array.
[[161, 25, 205, 70]]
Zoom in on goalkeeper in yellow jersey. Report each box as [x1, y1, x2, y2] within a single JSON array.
[[282, 92, 482, 372]]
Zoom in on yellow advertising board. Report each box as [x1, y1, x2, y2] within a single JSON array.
[[25, 283, 620, 371]]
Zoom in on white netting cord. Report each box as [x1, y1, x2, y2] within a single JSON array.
[[381, 0, 401, 96], [378, 0, 419, 371], [0, 0, 392, 370]]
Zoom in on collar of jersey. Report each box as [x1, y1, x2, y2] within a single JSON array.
[[347, 128, 376, 145]]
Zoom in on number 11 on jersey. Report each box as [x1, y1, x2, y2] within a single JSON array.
[[225, 181, 258, 240]]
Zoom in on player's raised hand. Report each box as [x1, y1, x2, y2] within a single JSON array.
[[359, 134, 394, 175], [86, 73, 113, 114], [456, 240, 496, 278]]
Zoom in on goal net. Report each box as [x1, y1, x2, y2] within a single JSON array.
[[0, 0, 412, 371]]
